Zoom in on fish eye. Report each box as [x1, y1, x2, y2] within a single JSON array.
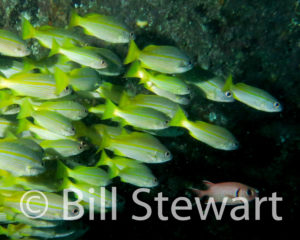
[[65, 86, 69, 91], [273, 102, 280, 108], [78, 145, 83, 150], [129, 32, 135, 38], [165, 151, 171, 158], [164, 120, 169, 125], [246, 189, 252, 196], [101, 60, 106, 65], [225, 91, 232, 97], [72, 207, 80, 216], [71, 127, 75, 132]]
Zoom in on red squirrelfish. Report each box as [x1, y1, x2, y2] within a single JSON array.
[[191, 180, 259, 205]]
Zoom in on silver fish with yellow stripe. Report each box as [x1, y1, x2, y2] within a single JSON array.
[[126, 61, 190, 95], [0, 190, 80, 221], [100, 131, 172, 163], [70, 11, 134, 43], [124, 40, 192, 74], [224, 75, 282, 112], [0, 72, 71, 99], [22, 18, 83, 49], [170, 107, 239, 150], [0, 29, 30, 57], [102, 99, 170, 130], [0, 141, 44, 176]]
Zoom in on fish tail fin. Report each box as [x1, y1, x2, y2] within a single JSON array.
[[223, 74, 233, 92], [102, 99, 118, 120], [190, 188, 208, 199], [17, 98, 34, 119], [98, 129, 111, 150], [96, 150, 112, 167], [0, 225, 8, 235], [124, 61, 143, 79], [169, 107, 187, 127], [49, 39, 61, 57], [124, 40, 141, 64], [17, 118, 31, 134], [118, 92, 132, 108], [22, 18, 35, 40], [0, 76, 7, 90], [108, 165, 120, 179], [56, 160, 70, 190], [23, 58, 36, 72], [0, 90, 14, 108], [54, 67, 70, 94], [69, 10, 81, 28]]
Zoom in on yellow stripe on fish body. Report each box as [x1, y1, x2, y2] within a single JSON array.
[[0, 141, 44, 176], [0, 73, 71, 99], [40, 139, 87, 157], [170, 107, 239, 150], [147, 84, 190, 105], [32, 100, 88, 120], [124, 40, 192, 74], [0, 117, 15, 137], [2, 223, 75, 238], [126, 61, 190, 94], [101, 131, 172, 163], [70, 11, 134, 43], [17, 119, 74, 141], [0, 191, 80, 221], [66, 181, 114, 210], [0, 29, 30, 57], [68, 67, 101, 91], [103, 99, 170, 130], [49, 39, 107, 69], [98, 152, 158, 187], [64, 164, 110, 187], [192, 76, 235, 102], [22, 18, 83, 49], [3, 209, 59, 228], [86, 47, 123, 76], [120, 93, 179, 118], [0, 59, 27, 78], [31, 110, 75, 137], [118, 165, 158, 188], [223, 75, 282, 112]]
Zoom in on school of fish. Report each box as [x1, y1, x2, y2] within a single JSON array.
[[0, 10, 282, 239]]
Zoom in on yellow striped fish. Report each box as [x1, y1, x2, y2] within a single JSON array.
[[170, 107, 239, 150], [70, 11, 134, 43], [124, 40, 192, 74], [224, 75, 282, 112], [0, 191, 80, 221], [0, 72, 71, 99], [102, 99, 170, 130], [0, 29, 30, 57]]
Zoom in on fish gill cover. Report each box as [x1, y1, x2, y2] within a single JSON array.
[[0, 0, 298, 240]]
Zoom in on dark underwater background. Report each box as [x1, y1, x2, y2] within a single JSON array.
[[0, 0, 299, 239]]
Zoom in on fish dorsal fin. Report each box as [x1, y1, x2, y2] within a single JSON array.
[[223, 74, 233, 92], [202, 180, 214, 188], [142, 44, 158, 52]]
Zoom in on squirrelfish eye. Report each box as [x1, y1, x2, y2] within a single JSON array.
[[246, 189, 252, 196], [273, 102, 280, 108], [225, 91, 232, 97]]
